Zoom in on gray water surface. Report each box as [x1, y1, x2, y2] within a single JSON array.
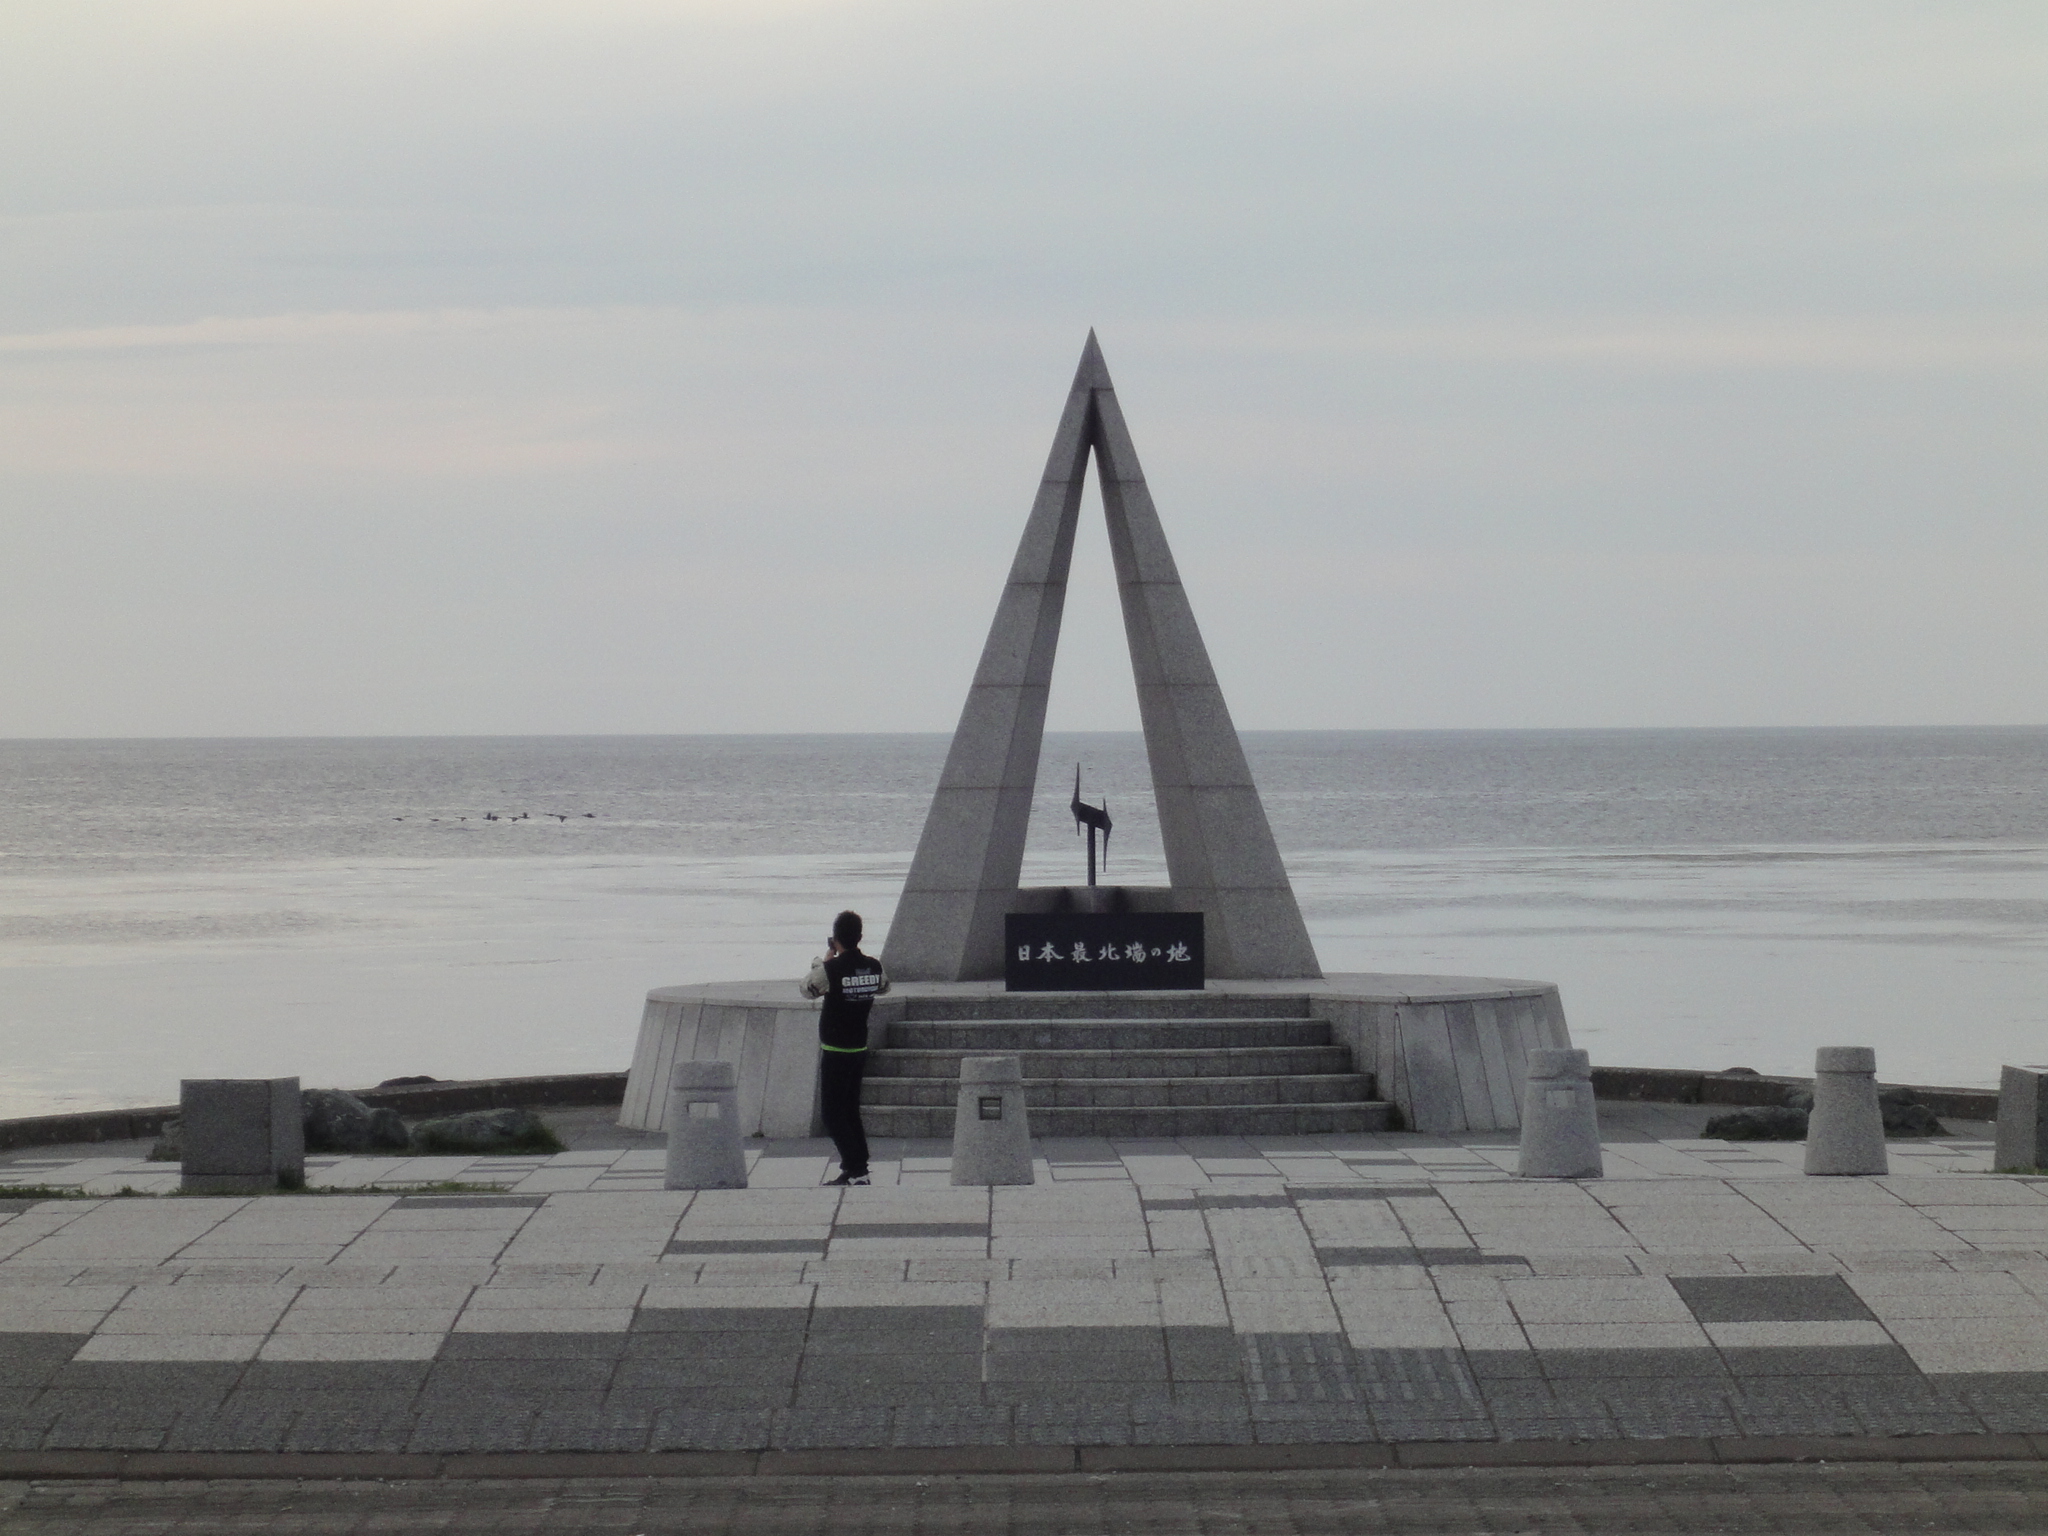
[[2, 728, 2043, 1115]]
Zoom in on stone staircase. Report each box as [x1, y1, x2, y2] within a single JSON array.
[[863, 992, 1393, 1139]]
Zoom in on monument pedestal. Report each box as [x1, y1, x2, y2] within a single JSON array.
[[619, 972, 1569, 1140]]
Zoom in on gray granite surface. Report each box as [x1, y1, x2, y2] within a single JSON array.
[[0, 1106, 2039, 1455]]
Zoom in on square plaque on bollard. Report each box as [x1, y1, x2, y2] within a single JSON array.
[[1004, 912, 1203, 991]]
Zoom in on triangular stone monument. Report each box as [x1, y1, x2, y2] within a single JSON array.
[[883, 333, 1323, 982]]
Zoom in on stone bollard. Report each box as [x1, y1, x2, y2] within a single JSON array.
[[1516, 1048, 1603, 1178], [1995, 1065, 2048, 1173], [950, 1056, 1034, 1186], [664, 1060, 748, 1189], [180, 1078, 305, 1194], [1805, 1046, 1888, 1176]]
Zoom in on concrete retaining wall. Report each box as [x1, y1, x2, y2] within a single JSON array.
[[1317, 979, 1572, 1135], [620, 982, 853, 1138], [617, 973, 1574, 1139]]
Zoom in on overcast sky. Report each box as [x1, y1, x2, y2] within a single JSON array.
[[3, 2, 2043, 736]]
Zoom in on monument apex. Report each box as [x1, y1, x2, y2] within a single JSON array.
[[882, 333, 1323, 982]]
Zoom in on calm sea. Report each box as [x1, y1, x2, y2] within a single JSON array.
[[1, 729, 2044, 1117]]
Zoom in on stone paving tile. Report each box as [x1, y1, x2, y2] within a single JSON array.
[[161, 1394, 302, 1451], [9, 1124, 2048, 1457]]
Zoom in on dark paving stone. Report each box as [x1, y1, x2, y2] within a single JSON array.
[[810, 1305, 983, 1333], [989, 1324, 1163, 1353], [42, 1407, 174, 1451], [420, 1357, 615, 1398], [0, 1405, 61, 1451], [1537, 1348, 1730, 1382], [798, 1354, 984, 1388], [770, 1406, 896, 1449], [1314, 1247, 1425, 1267], [279, 1396, 419, 1453], [0, 1334, 86, 1388], [801, 1327, 984, 1357], [614, 1335, 798, 1368], [985, 1381, 1156, 1408], [1673, 1274, 1876, 1323], [1718, 1344, 1919, 1377], [1130, 1409, 1256, 1445], [1599, 1388, 1742, 1439], [1940, 1372, 2048, 1395], [612, 1357, 798, 1394], [239, 1359, 432, 1394], [1493, 1411, 1622, 1440], [525, 1401, 658, 1452], [1725, 1385, 1870, 1437], [609, 1382, 794, 1412], [1242, 1333, 1363, 1405], [1012, 1409, 1133, 1446], [1251, 1418, 1380, 1444], [986, 1355, 1166, 1384], [1367, 1412, 1496, 1442], [1198, 1194, 1292, 1210], [1354, 1348, 1483, 1399], [890, 1405, 1014, 1446], [1165, 1325, 1243, 1382], [831, 1223, 988, 1239], [1836, 1384, 1986, 1437], [162, 1396, 300, 1451], [649, 1406, 774, 1451], [438, 1331, 628, 1361], [1465, 1349, 1544, 1380], [631, 1307, 812, 1333], [1482, 1382, 1622, 1440], [1960, 1390, 2048, 1435], [1290, 1186, 1434, 1202], [44, 1360, 244, 1406], [792, 1381, 984, 1409], [1170, 1382, 1252, 1413], [405, 1396, 540, 1452]]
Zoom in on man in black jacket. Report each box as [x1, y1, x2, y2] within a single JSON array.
[[800, 909, 890, 1187]]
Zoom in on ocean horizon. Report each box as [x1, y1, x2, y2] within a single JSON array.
[[3, 726, 2044, 1119]]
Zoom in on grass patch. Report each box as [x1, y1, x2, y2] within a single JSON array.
[[2, 1179, 520, 1203], [407, 1124, 566, 1156], [0, 1184, 158, 1202]]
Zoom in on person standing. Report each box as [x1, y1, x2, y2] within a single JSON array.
[[800, 909, 889, 1187]]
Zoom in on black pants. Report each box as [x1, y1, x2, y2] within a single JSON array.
[[819, 1049, 869, 1176]]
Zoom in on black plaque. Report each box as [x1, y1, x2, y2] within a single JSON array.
[[1004, 912, 1204, 992]]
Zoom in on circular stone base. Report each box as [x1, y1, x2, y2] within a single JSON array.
[[620, 972, 1568, 1138]]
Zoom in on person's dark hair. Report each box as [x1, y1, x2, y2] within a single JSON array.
[[832, 910, 864, 949]]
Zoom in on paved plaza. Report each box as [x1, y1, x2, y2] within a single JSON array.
[[8, 1107, 2048, 1461]]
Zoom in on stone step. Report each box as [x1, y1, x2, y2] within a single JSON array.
[[894, 992, 1315, 1022], [887, 1018, 1334, 1052], [866, 1045, 1359, 1081], [862, 1101, 1393, 1139], [862, 1073, 1375, 1110]]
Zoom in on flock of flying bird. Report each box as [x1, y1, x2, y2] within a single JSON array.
[[390, 812, 598, 824]]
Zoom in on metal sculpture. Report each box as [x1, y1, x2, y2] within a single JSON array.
[[1069, 765, 1112, 887]]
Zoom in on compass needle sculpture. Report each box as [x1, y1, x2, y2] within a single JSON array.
[[1070, 765, 1111, 887]]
